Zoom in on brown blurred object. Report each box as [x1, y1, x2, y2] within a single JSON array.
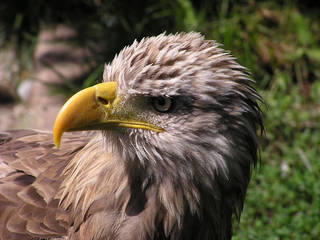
[[0, 24, 96, 131], [0, 46, 18, 104]]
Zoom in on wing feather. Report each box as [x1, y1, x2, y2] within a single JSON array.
[[0, 129, 90, 239]]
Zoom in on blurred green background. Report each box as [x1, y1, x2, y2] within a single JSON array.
[[0, 0, 319, 239]]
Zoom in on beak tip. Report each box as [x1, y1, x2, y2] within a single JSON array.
[[53, 134, 61, 148], [53, 124, 63, 148]]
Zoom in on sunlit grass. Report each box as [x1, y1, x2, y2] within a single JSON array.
[[233, 83, 320, 239]]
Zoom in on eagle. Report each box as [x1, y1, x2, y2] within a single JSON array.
[[0, 32, 263, 240]]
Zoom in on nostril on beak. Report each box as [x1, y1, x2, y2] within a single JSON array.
[[97, 96, 110, 105], [94, 82, 117, 106]]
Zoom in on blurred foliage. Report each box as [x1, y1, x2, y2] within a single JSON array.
[[0, 0, 319, 239], [234, 83, 320, 239]]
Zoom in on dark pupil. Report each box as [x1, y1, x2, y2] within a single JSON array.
[[157, 97, 166, 106]]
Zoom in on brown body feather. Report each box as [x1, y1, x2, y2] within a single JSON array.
[[0, 130, 88, 239]]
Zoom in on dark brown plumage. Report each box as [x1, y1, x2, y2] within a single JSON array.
[[0, 33, 263, 240]]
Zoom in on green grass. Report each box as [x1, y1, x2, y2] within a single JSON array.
[[233, 83, 320, 239]]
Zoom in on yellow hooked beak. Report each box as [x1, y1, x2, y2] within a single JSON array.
[[53, 82, 163, 147]]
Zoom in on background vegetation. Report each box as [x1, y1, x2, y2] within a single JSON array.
[[0, 0, 319, 239]]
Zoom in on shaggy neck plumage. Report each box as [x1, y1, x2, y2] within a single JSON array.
[[59, 124, 256, 239], [115, 129, 246, 239]]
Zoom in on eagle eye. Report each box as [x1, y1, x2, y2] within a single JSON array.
[[152, 97, 173, 113]]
